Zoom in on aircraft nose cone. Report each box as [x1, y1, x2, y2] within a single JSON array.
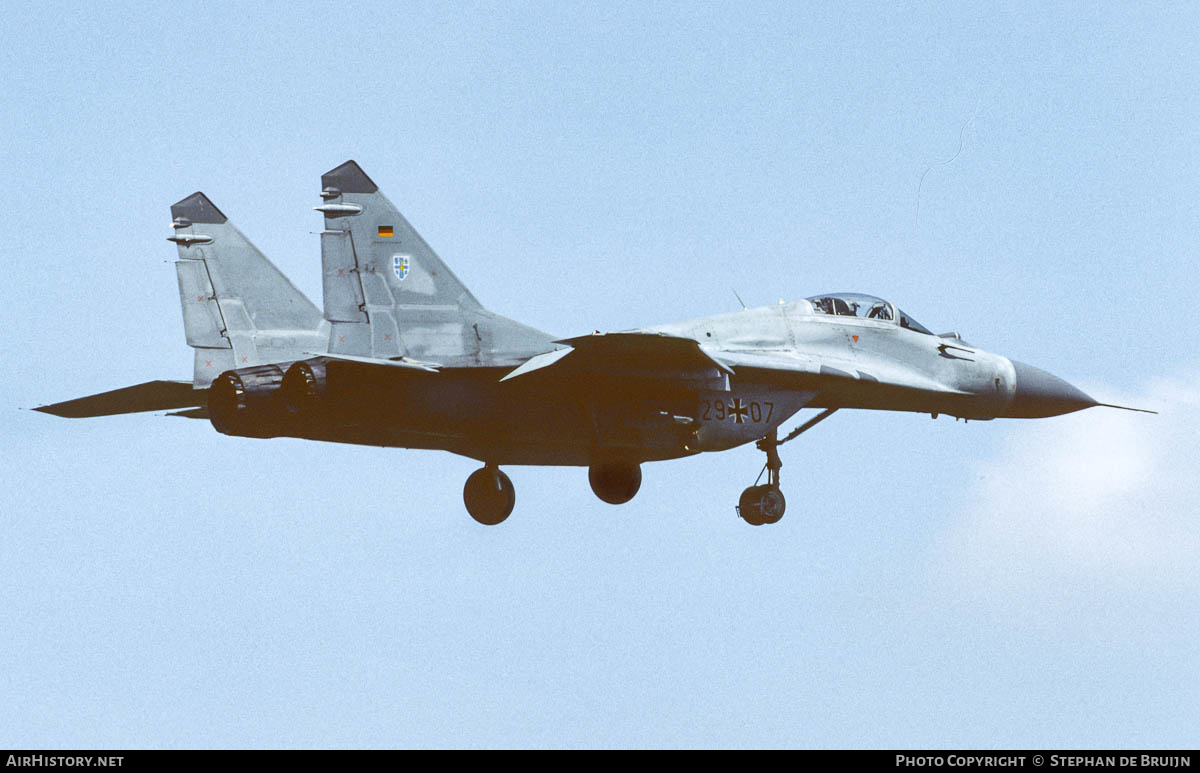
[[1005, 360, 1098, 418]]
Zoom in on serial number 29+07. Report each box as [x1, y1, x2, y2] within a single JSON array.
[[700, 397, 774, 425]]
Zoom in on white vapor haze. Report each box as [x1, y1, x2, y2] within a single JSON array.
[[944, 372, 1200, 596]]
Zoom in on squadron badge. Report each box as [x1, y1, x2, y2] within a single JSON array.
[[392, 254, 410, 281]]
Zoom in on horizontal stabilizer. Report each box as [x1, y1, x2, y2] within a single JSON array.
[[311, 352, 441, 372], [34, 381, 207, 418]]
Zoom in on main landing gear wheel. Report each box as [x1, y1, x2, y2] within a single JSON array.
[[588, 459, 642, 505], [463, 465, 515, 525], [739, 485, 786, 526]]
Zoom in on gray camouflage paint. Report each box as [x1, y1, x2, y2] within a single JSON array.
[[316, 160, 554, 366], [169, 192, 328, 387], [41, 161, 1145, 470]]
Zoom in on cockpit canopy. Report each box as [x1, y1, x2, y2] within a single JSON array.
[[805, 293, 933, 335]]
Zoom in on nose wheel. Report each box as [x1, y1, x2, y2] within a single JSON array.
[[738, 431, 786, 526], [739, 483, 786, 526], [737, 408, 837, 526]]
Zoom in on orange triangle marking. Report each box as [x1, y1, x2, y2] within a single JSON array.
[[852, 335, 859, 343]]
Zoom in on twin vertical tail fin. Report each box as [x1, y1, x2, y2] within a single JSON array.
[[316, 160, 553, 366], [37, 168, 545, 420], [170, 192, 328, 386]]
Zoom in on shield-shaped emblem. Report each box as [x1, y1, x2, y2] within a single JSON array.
[[392, 254, 410, 281]]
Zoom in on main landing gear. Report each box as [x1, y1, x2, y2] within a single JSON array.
[[738, 408, 838, 526], [588, 459, 642, 505], [463, 457, 644, 524], [463, 464, 515, 525]]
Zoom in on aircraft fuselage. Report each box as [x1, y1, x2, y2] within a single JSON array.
[[244, 300, 1027, 467]]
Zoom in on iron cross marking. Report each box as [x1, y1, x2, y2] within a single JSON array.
[[728, 397, 749, 423]]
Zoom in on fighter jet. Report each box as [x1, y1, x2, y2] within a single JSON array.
[[35, 161, 1154, 525]]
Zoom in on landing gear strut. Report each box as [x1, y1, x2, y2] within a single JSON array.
[[737, 408, 837, 526], [464, 464, 515, 525], [738, 433, 786, 526]]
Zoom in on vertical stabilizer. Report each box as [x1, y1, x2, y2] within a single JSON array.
[[316, 161, 553, 365], [170, 192, 328, 386]]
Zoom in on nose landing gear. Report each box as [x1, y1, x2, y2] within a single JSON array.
[[737, 408, 837, 526], [738, 433, 786, 526]]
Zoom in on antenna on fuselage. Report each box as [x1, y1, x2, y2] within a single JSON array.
[[732, 290, 747, 310]]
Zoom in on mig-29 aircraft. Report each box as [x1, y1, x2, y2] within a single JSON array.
[[35, 161, 1153, 525]]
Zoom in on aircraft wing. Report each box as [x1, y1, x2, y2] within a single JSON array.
[[499, 332, 734, 384], [34, 380, 208, 418]]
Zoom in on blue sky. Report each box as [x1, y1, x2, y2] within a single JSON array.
[[1, 1, 1197, 748]]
